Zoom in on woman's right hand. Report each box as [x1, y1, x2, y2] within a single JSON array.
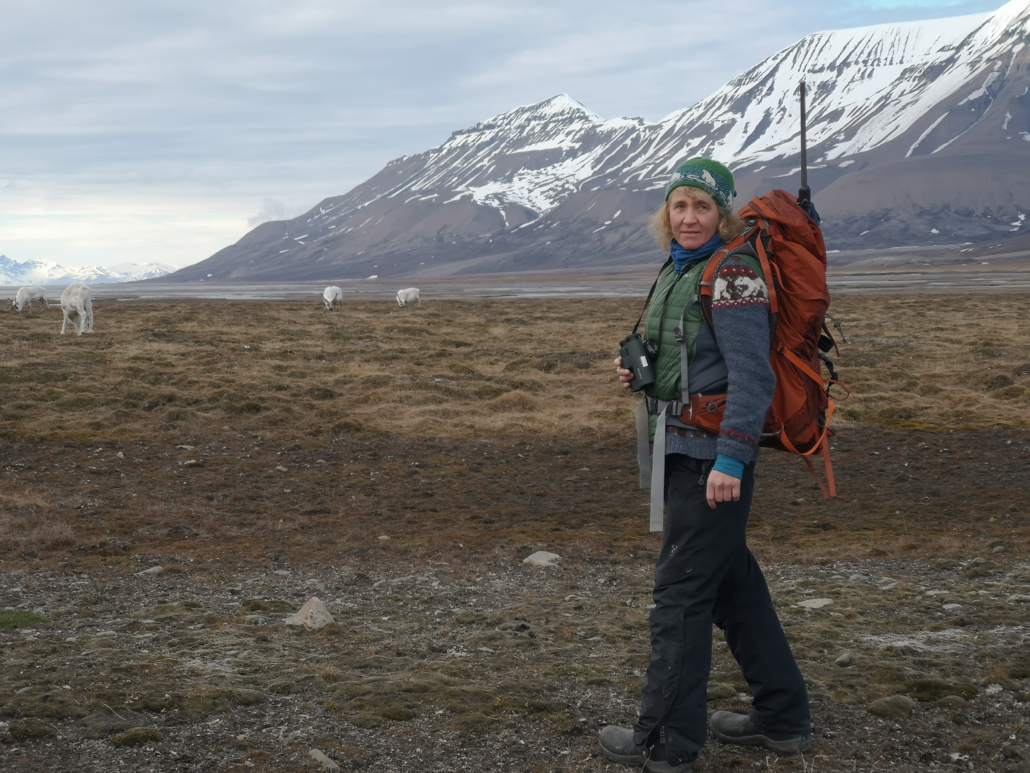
[[614, 356, 633, 390]]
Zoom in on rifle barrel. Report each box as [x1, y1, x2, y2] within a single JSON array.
[[798, 79, 811, 206]]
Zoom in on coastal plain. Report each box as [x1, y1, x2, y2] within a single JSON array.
[[1, 293, 1028, 772]]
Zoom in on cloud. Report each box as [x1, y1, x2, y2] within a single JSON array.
[[248, 199, 292, 227], [0, 0, 1012, 268]]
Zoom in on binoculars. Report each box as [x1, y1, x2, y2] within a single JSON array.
[[619, 333, 657, 392]]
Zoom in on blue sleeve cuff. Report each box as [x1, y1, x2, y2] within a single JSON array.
[[713, 453, 745, 479]]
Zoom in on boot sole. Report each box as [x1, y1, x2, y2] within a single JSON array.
[[710, 728, 811, 755], [598, 740, 650, 766]]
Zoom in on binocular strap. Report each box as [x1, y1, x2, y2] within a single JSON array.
[[634, 397, 668, 533]]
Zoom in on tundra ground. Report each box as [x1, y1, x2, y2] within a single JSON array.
[[1, 295, 1028, 772]]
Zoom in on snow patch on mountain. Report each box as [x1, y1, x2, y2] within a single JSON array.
[[354, 0, 1030, 217]]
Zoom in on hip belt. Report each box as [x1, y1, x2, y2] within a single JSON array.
[[634, 392, 727, 532]]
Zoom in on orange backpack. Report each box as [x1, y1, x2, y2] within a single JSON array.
[[700, 189, 846, 497]]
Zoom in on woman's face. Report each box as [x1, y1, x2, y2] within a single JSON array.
[[668, 187, 720, 250]]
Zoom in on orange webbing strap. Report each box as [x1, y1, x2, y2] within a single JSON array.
[[823, 432, 837, 497], [779, 344, 824, 386], [802, 454, 830, 499], [793, 401, 836, 498], [752, 228, 779, 314]]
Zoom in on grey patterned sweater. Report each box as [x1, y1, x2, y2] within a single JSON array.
[[664, 254, 775, 463]]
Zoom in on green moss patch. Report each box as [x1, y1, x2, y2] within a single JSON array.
[[867, 695, 916, 719], [905, 678, 977, 702], [0, 609, 45, 629], [8, 718, 56, 741], [110, 727, 163, 747]]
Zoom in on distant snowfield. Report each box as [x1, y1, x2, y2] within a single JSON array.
[[0, 255, 178, 286]]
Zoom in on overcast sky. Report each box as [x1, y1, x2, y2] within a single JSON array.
[[0, 0, 1008, 269]]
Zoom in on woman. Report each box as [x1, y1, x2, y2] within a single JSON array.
[[599, 158, 811, 773]]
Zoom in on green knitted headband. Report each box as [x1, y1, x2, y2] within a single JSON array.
[[664, 157, 736, 211]]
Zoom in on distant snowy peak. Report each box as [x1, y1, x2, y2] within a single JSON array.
[[172, 0, 1030, 283], [392, 0, 1030, 208], [0, 255, 178, 286], [651, 0, 1030, 167]]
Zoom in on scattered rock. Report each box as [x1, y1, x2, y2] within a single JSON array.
[[1000, 743, 1023, 761], [1007, 594, 1030, 603], [276, 465, 288, 472], [80, 708, 148, 736], [273, 570, 291, 577], [523, 551, 561, 567], [116, 451, 125, 459], [284, 597, 335, 630], [835, 652, 853, 667], [182, 459, 202, 468], [797, 598, 833, 609], [707, 682, 736, 701], [942, 603, 963, 611], [866, 696, 915, 719], [378, 535, 391, 540], [110, 727, 162, 747], [175, 445, 195, 450], [316, 459, 327, 465], [309, 749, 341, 771], [849, 574, 870, 582], [136, 566, 164, 576]]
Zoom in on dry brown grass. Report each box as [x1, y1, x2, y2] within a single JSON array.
[[0, 299, 623, 442], [1, 293, 1029, 446], [829, 293, 1030, 430], [1, 293, 1028, 567]]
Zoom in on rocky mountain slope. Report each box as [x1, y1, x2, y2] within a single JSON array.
[[0, 255, 178, 286], [172, 0, 1030, 282]]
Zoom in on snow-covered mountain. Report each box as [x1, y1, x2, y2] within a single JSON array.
[[171, 0, 1030, 282], [0, 255, 178, 286]]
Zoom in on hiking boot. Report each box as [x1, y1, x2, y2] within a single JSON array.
[[598, 725, 649, 766], [597, 726, 693, 772], [709, 711, 811, 755]]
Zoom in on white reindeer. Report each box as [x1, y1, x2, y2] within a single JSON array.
[[11, 286, 50, 313], [396, 287, 420, 307], [60, 283, 94, 335], [323, 286, 344, 311]]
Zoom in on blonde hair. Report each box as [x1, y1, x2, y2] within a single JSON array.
[[649, 187, 747, 251]]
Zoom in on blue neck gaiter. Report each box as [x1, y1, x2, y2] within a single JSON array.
[[671, 234, 724, 274]]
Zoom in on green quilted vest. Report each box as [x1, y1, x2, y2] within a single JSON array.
[[643, 253, 763, 440]]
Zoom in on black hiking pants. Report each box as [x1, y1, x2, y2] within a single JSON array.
[[632, 454, 810, 766]]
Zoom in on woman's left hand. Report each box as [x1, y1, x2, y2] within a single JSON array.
[[706, 470, 741, 509]]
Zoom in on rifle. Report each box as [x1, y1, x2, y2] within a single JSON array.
[[797, 79, 811, 208]]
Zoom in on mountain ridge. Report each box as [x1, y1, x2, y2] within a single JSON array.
[[0, 255, 178, 287], [167, 0, 1030, 282]]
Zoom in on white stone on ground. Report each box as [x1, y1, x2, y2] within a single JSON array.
[[797, 598, 833, 609], [309, 749, 341, 771], [523, 551, 561, 567], [835, 652, 853, 667], [285, 597, 335, 630]]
